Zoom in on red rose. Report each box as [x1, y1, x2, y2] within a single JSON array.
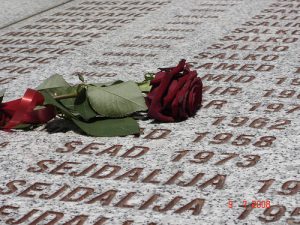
[[0, 112, 9, 127], [146, 59, 203, 122], [0, 89, 56, 130], [0, 102, 15, 127]]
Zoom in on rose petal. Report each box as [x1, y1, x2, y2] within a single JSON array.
[[188, 86, 201, 116], [171, 93, 180, 119], [177, 72, 197, 119], [147, 85, 160, 100], [163, 75, 189, 107], [158, 59, 186, 72], [162, 80, 178, 107], [187, 87, 196, 116], [170, 76, 193, 121], [145, 96, 151, 108], [148, 106, 174, 122], [150, 71, 166, 85], [0, 112, 10, 127], [22, 105, 56, 124], [194, 78, 203, 107], [185, 63, 191, 71], [169, 59, 186, 75], [158, 67, 172, 72], [0, 99, 21, 116], [147, 60, 186, 122], [187, 76, 202, 116], [179, 92, 189, 120]]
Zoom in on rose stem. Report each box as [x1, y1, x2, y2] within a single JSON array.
[[53, 93, 77, 100]]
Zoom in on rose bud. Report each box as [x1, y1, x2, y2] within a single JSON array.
[[146, 59, 203, 122]]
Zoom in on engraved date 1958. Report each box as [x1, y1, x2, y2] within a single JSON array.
[[193, 132, 276, 147]]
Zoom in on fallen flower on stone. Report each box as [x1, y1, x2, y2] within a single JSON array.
[[0, 89, 56, 130], [146, 59, 202, 122], [0, 59, 203, 137]]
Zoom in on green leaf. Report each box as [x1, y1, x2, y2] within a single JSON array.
[[74, 88, 97, 121], [40, 86, 78, 100], [0, 89, 5, 103], [87, 81, 147, 117], [60, 97, 77, 112], [72, 117, 140, 137], [40, 86, 78, 111], [91, 80, 123, 87], [138, 80, 152, 92], [39, 90, 75, 118], [144, 73, 155, 81], [36, 74, 70, 90], [78, 74, 85, 83], [13, 124, 33, 129], [137, 73, 155, 93]]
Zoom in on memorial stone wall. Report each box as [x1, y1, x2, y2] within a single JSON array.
[[0, 0, 299, 224]]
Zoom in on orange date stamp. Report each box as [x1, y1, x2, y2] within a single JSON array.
[[228, 199, 271, 208]]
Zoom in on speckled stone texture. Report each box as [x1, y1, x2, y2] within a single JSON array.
[[0, 0, 72, 28], [0, 0, 299, 224]]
